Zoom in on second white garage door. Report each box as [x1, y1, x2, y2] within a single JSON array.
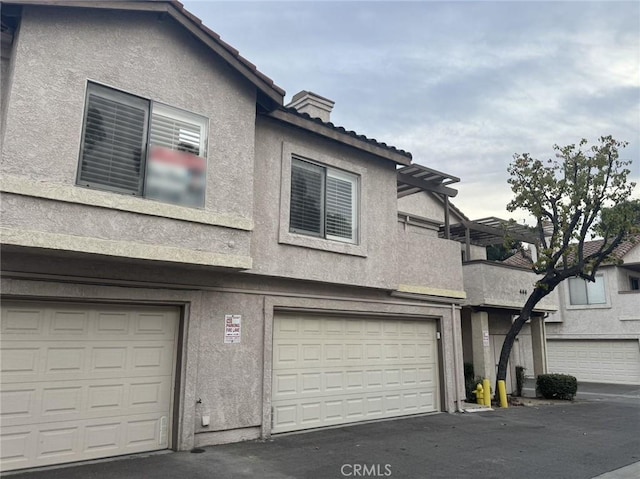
[[272, 314, 439, 433], [0, 301, 179, 472], [547, 339, 640, 385]]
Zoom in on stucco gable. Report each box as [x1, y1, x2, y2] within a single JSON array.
[[3, 0, 285, 110], [398, 191, 466, 224]]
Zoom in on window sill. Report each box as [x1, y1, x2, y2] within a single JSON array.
[[279, 231, 367, 257], [565, 303, 611, 310], [1, 176, 253, 231]]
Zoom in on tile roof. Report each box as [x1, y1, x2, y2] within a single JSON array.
[[166, 0, 284, 98], [502, 250, 534, 269], [501, 235, 640, 269], [569, 235, 640, 263], [279, 106, 413, 161]]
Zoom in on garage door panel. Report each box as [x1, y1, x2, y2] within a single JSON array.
[[273, 341, 435, 369], [547, 340, 640, 385], [1, 376, 173, 428], [0, 302, 178, 471], [1, 341, 176, 383], [272, 388, 436, 433], [1, 412, 169, 469], [1, 308, 176, 341], [273, 365, 437, 399], [272, 315, 439, 434]]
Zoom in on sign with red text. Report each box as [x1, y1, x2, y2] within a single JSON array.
[[224, 314, 242, 344]]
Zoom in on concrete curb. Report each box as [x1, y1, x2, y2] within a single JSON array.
[[591, 461, 640, 479]]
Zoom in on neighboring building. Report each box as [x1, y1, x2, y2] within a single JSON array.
[[501, 237, 640, 385], [544, 238, 640, 385], [0, 1, 466, 471], [397, 195, 559, 394]]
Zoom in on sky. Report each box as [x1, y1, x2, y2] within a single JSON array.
[[182, 0, 640, 222]]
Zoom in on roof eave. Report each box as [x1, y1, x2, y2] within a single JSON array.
[[265, 109, 412, 166]]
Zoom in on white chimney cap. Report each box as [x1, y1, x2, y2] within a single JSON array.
[[286, 90, 335, 122]]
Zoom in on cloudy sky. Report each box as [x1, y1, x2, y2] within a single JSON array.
[[183, 0, 639, 221]]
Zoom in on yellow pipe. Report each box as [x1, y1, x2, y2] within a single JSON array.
[[498, 380, 509, 408], [482, 378, 491, 406]]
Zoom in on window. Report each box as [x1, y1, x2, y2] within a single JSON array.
[[630, 277, 639, 291], [290, 157, 358, 243], [77, 82, 208, 208], [568, 275, 606, 305]]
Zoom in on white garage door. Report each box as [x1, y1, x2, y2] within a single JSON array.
[[547, 340, 640, 385], [272, 314, 439, 434], [0, 301, 179, 472]]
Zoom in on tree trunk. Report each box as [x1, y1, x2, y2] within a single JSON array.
[[495, 286, 548, 387]]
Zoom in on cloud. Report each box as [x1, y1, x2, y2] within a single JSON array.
[[183, 0, 640, 216]]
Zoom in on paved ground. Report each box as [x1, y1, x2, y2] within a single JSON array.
[[5, 383, 639, 479]]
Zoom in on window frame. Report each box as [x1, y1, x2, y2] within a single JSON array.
[[567, 274, 607, 306], [290, 156, 359, 245], [278, 142, 367, 257], [76, 81, 209, 208]]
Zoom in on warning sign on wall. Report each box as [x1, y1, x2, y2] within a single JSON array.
[[224, 314, 242, 344]]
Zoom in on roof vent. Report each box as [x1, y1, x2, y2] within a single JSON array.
[[286, 90, 335, 122]]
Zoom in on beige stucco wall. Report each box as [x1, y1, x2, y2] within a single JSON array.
[[251, 115, 401, 289], [397, 191, 466, 224], [546, 265, 640, 338], [463, 261, 558, 311], [1, 252, 465, 448], [622, 242, 640, 263], [396, 223, 464, 295], [1, 6, 256, 264]]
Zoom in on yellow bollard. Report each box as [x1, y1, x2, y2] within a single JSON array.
[[475, 384, 484, 405], [498, 380, 508, 408], [482, 378, 491, 407]]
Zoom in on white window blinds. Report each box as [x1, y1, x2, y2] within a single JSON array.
[[326, 172, 354, 240], [290, 159, 324, 236], [77, 83, 208, 208], [290, 157, 358, 243], [78, 84, 149, 194]]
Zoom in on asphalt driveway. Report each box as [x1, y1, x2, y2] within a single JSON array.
[[5, 385, 639, 479]]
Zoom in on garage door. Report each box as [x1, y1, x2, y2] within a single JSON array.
[[547, 340, 640, 385], [0, 301, 179, 471], [272, 314, 439, 434]]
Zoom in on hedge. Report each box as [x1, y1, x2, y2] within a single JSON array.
[[536, 373, 578, 400]]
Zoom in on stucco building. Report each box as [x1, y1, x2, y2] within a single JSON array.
[[1, 1, 468, 471], [543, 239, 640, 384]]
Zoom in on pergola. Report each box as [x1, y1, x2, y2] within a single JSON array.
[[443, 216, 538, 260], [397, 164, 460, 239], [397, 165, 538, 256]]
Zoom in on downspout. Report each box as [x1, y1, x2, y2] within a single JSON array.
[[451, 302, 463, 412], [465, 226, 471, 262], [444, 195, 450, 240]]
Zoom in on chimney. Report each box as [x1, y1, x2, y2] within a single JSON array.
[[285, 90, 335, 122]]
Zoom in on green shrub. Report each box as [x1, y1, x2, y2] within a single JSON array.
[[463, 363, 484, 401], [536, 373, 578, 400], [464, 363, 476, 401]]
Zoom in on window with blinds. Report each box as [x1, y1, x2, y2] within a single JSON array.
[[568, 275, 606, 305], [290, 157, 358, 243], [77, 82, 208, 208]]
